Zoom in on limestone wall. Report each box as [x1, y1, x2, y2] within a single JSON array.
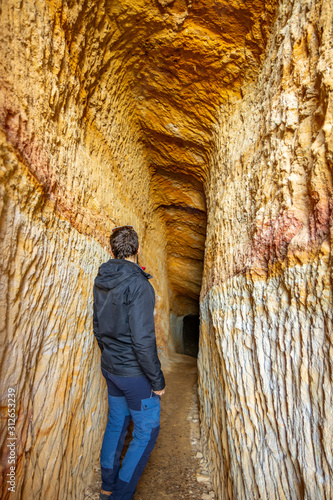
[[198, 0, 333, 498], [0, 1, 169, 498]]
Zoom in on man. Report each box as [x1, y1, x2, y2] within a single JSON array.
[[93, 225, 166, 500]]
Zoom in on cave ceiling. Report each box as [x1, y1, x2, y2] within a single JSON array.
[[65, 0, 277, 310]]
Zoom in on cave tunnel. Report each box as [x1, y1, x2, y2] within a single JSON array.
[[1, 0, 333, 499], [182, 314, 200, 357]]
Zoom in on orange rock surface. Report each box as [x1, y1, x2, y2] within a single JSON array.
[[1, 0, 332, 498]]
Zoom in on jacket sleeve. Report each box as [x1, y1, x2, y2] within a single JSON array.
[[127, 279, 165, 391], [93, 285, 104, 352]]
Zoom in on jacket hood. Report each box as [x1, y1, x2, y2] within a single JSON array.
[[94, 258, 153, 291]]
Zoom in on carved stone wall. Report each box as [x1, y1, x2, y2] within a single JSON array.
[[198, 0, 333, 498], [0, 1, 169, 498], [1, 0, 332, 498]]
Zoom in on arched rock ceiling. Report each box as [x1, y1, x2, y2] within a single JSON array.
[[64, 0, 277, 309]]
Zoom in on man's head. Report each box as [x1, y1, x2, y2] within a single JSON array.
[[110, 226, 139, 260]]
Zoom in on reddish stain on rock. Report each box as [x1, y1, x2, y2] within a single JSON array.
[[251, 211, 303, 268], [0, 103, 55, 194], [310, 197, 332, 242]]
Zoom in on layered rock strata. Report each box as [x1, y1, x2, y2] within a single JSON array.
[[198, 0, 333, 498]]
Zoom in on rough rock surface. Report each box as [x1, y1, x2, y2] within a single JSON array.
[[0, 1, 170, 498], [0, 0, 332, 499], [198, 0, 333, 498]]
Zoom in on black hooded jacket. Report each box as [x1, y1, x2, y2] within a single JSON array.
[[93, 258, 165, 391]]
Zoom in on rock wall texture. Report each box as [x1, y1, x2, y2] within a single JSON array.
[[198, 0, 333, 498], [0, 7, 277, 497], [1, 0, 333, 498], [0, 1, 170, 498]]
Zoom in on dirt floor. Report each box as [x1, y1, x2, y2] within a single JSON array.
[[84, 352, 215, 500]]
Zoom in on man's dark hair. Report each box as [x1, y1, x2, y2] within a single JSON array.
[[110, 226, 139, 259]]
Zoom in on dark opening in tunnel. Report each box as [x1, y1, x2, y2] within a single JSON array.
[[170, 309, 201, 358], [182, 314, 200, 358]]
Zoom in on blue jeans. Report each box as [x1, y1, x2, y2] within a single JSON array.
[[100, 368, 161, 500]]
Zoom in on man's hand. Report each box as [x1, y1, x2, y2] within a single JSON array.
[[153, 387, 166, 396]]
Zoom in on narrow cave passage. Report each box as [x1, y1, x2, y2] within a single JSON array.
[[150, 165, 207, 360], [85, 167, 208, 498], [7, 0, 331, 499], [182, 314, 200, 358], [170, 307, 201, 358], [149, 180, 206, 361]]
